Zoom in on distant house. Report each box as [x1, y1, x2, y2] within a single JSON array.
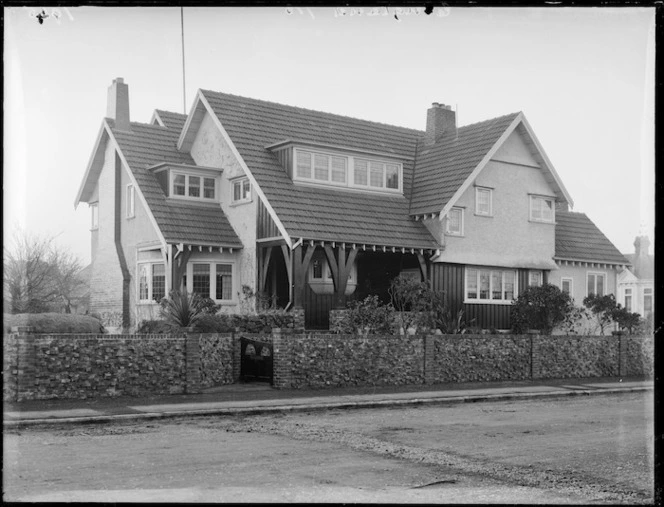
[[618, 236, 654, 318], [75, 78, 629, 331]]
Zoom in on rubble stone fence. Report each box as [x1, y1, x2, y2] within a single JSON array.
[[3, 326, 653, 401]]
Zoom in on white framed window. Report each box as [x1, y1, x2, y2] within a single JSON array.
[[561, 277, 573, 295], [530, 195, 555, 223], [586, 272, 606, 297], [528, 271, 543, 287], [232, 178, 251, 204], [624, 288, 632, 312], [465, 267, 517, 303], [170, 171, 217, 201], [185, 262, 234, 302], [126, 184, 135, 218], [446, 208, 464, 236], [90, 203, 99, 230], [137, 262, 166, 303], [294, 148, 402, 193], [308, 255, 356, 283], [475, 187, 492, 216], [643, 287, 653, 314]]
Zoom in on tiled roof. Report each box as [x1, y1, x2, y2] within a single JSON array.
[[201, 90, 439, 249], [154, 110, 187, 131], [108, 119, 242, 247], [555, 211, 628, 264], [409, 113, 520, 216]]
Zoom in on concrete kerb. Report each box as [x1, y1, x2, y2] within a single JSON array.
[[3, 385, 651, 429]]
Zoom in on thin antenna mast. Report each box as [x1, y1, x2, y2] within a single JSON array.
[[181, 7, 187, 114], [455, 103, 459, 140]]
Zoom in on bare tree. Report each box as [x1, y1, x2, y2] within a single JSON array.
[[3, 231, 88, 314]]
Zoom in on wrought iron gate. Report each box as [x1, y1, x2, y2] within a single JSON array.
[[240, 337, 273, 384]]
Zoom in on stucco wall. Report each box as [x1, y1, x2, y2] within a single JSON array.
[[436, 130, 556, 269], [89, 140, 125, 325], [549, 264, 619, 305], [189, 112, 258, 312]]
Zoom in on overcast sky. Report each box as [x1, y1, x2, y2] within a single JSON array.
[[4, 6, 655, 265]]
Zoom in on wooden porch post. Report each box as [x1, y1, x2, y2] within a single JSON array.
[[172, 248, 192, 293], [324, 245, 358, 309], [258, 245, 273, 293], [291, 243, 315, 308]]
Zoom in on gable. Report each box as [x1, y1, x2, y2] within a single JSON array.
[[491, 129, 540, 167]]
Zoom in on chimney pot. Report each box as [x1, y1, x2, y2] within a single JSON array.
[[107, 78, 131, 131]]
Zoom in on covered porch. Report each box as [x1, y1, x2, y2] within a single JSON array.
[[257, 239, 437, 329]]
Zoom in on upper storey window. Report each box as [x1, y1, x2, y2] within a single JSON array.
[[530, 195, 555, 223], [294, 148, 402, 194], [170, 171, 218, 202]]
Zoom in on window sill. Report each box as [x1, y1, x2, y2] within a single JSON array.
[[126, 216, 136, 220], [446, 232, 464, 237], [137, 301, 161, 306], [529, 219, 555, 225], [230, 199, 252, 207], [463, 299, 514, 305], [474, 213, 493, 218]]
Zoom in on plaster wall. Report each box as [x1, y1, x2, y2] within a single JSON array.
[[437, 130, 556, 269], [88, 140, 124, 323], [189, 112, 257, 310], [549, 263, 619, 306]]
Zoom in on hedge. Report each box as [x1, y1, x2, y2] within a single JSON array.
[[4, 313, 105, 334]]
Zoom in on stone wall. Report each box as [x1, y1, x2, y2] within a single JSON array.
[[432, 335, 531, 383], [623, 335, 654, 377], [198, 333, 236, 388], [279, 332, 425, 389], [534, 335, 619, 379]]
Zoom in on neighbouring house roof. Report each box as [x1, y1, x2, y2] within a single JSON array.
[[108, 119, 243, 248], [200, 90, 439, 250], [409, 113, 521, 216], [554, 211, 628, 265], [153, 110, 187, 131], [624, 253, 654, 279]]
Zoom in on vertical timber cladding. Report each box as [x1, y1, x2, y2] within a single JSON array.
[[431, 263, 525, 330], [257, 199, 281, 239]]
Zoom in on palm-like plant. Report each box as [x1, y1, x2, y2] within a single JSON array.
[[159, 291, 207, 329]]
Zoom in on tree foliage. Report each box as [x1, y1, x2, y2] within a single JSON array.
[[159, 290, 219, 328], [511, 284, 575, 335], [611, 306, 642, 334], [583, 293, 618, 335], [3, 231, 88, 314], [389, 276, 445, 333]]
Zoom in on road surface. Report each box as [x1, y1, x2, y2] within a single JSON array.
[[3, 391, 653, 503]]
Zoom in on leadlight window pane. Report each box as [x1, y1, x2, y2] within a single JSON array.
[[139, 264, 149, 300], [479, 270, 490, 300], [192, 264, 210, 297], [233, 181, 242, 201], [296, 151, 312, 178], [466, 269, 477, 299], [504, 271, 515, 300], [188, 176, 201, 197], [596, 275, 604, 296], [531, 198, 542, 220], [314, 153, 329, 181], [312, 260, 323, 279], [152, 264, 165, 302], [331, 156, 347, 183], [174, 174, 185, 195], [203, 178, 215, 199], [448, 209, 461, 234], [491, 271, 502, 299], [369, 162, 383, 187], [542, 199, 553, 221], [587, 274, 595, 296], [386, 164, 399, 189], [562, 279, 571, 294], [216, 264, 232, 300], [354, 159, 368, 185], [242, 179, 251, 199], [477, 188, 490, 214]]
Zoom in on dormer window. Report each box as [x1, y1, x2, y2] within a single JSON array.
[[170, 171, 218, 201], [293, 147, 402, 194]]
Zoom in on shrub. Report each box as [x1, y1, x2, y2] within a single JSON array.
[[389, 276, 445, 333], [559, 305, 591, 335], [135, 319, 180, 334], [435, 307, 473, 334], [3, 313, 105, 334], [159, 291, 209, 328], [583, 293, 618, 335], [611, 306, 642, 335], [511, 284, 574, 335], [337, 296, 394, 335]]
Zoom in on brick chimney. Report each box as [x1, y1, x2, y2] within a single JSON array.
[[634, 235, 650, 259], [107, 78, 130, 131], [425, 102, 456, 145]]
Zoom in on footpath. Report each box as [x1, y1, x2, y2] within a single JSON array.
[[4, 376, 652, 428]]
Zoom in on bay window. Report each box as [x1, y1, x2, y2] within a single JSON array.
[[185, 262, 234, 302], [465, 267, 517, 303], [137, 262, 166, 303]]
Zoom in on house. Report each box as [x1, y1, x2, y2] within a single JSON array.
[[75, 78, 630, 331], [617, 235, 654, 318]]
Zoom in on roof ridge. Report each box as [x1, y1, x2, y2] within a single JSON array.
[[155, 109, 187, 117], [200, 89, 425, 135]]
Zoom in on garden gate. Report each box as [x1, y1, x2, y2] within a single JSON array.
[[240, 336, 273, 384]]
